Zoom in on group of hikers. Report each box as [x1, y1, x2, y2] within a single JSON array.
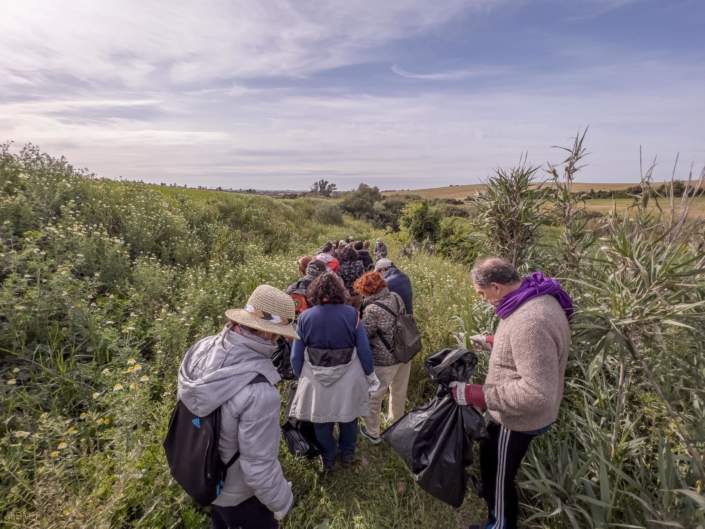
[[174, 236, 573, 529]]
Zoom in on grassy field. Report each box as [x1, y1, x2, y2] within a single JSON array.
[[0, 146, 491, 529], [384, 182, 636, 200]]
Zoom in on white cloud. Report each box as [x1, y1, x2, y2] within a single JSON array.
[[391, 64, 508, 80], [0, 0, 702, 189], [0, 0, 499, 90]]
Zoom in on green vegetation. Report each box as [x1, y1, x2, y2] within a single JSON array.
[[0, 144, 484, 528], [2, 139, 704, 529]]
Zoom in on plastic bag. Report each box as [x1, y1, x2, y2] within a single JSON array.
[[382, 348, 486, 507], [282, 381, 320, 458], [272, 338, 295, 380]]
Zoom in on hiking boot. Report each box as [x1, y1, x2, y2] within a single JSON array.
[[360, 425, 382, 445]]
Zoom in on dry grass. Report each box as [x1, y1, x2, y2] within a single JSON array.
[[384, 182, 636, 200], [584, 197, 705, 217]]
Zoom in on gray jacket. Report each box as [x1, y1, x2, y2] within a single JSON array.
[[177, 326, 292, 511]]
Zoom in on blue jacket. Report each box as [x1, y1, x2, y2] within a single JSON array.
[[384, 266, 413, 315], [291, 304, 374, 377]]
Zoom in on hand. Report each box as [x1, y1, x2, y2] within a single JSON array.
[[449, 381, 487, 410], [366, 372, 381, 393], [273, 482, 294, 521], [469, 334, 492, 351]]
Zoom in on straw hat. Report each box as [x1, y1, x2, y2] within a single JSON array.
[[225, 285, 298, 340]]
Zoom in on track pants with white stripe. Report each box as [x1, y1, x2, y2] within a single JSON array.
[[479, 422, 538, 529]]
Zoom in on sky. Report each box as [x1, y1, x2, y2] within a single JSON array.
[[1, 0, 704, 190]]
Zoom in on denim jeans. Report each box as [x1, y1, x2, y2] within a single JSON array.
[[313, 419, 358, 466]]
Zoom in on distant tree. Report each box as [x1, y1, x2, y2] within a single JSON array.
[[340, 183, 382, 218], [311, 179, 337, 197]]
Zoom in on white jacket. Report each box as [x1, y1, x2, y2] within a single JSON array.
[[177, 326, 292, 511]]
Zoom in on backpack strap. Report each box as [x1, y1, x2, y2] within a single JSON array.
[[223, 373, 270, 470]]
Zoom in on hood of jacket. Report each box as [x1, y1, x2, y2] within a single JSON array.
[[365, 287, 393, 306], [177, 325, 280, 416]]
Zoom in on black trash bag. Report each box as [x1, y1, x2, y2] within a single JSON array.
[[281, 381, 320, 458], [382, 348, 487, 508], [425, 347, 477, 388], [272, 338, 295, 381]]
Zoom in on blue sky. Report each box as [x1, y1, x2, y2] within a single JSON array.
[[1, 0, 704, 190]]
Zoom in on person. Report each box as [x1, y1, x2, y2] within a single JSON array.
[[177, 285, 298, 529], [374, 258, 413, 315], [354, 240, 373, 271], [338, 245, 365, 296], [286, 259, 327, 316], [374, 239, 388, 260], [315, 251, 340, 273], [450, 257, 572, 529], [288, 272, 379, 472], [354, 271, 411, 444]]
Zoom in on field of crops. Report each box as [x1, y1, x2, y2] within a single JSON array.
[[2, 143, 704, 529]]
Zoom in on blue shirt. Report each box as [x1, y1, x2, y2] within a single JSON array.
[[291, 304, 374, 377]]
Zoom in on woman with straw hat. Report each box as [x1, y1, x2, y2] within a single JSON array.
[[177, 285, 297, 529], [289, 272, 379, 473]]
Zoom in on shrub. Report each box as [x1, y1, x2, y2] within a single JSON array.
[[313, 202, 344, 225], [437, 217, 479, 265], [400, 201, 442, 244]]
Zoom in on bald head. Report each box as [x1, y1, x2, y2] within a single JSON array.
[[471, 257, 520, 288]]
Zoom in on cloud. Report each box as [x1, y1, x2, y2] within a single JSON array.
[[391, 64, 508, 80], [0, 0, 702, 189], [0, 0, 501, 91]]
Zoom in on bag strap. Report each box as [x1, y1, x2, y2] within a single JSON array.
[[223, 373, 270, 469]]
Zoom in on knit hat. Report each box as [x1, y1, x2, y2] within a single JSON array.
[[374, 258, 393, 272], [225, 285, 298, 339]]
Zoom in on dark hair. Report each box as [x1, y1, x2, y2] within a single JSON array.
[[307, 271, 348, 305], [471, 257, 520, 286], [354, 241, 363, 250], [339, 245, 358, 262], [321, 242, 333, 254]]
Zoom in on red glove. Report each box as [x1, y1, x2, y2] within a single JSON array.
[[450, 382, 487, 410]]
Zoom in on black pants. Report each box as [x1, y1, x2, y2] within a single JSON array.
[[479, 422, 537, 529], [211, 496, 278, 529]]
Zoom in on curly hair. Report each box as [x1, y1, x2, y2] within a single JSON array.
[[354, 271, 387, 296], [307, 271, 348, 305], [297, 255, 312, 275]]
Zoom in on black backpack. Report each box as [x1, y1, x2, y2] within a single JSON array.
[[372, 294, 422, 363], [163, 374, 268, 506]]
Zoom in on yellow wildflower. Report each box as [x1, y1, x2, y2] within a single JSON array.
[[113, 384, 123, 392], [127, 358, 137, 366], [139, 375, 149, 383], [6, 379, 16, 385], [13, 431, 31, 439], [57, 442, 68, 450], [50, 451, 60, 459]]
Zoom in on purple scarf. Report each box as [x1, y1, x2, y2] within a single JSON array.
[[495, 272, 574, 320]]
